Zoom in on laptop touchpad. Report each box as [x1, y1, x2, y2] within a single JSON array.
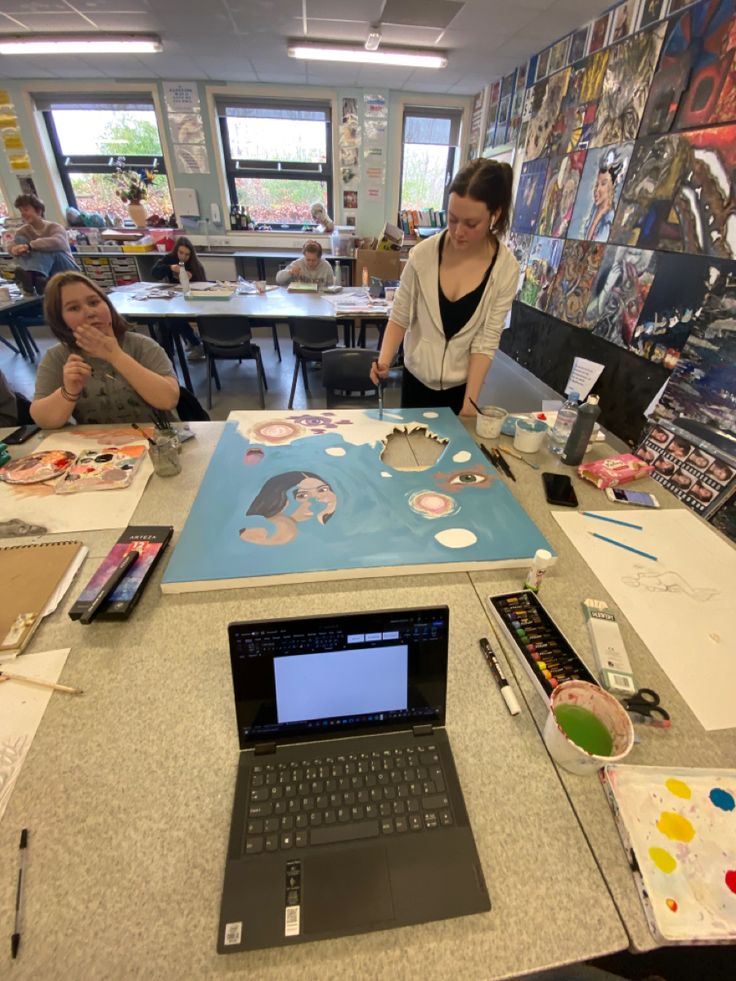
[[303, 845, 394, 934]]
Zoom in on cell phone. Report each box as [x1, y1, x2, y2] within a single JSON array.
[[542, 472, 579, 507], [605, 487, 660, 508], [2, 424, 41, 445]]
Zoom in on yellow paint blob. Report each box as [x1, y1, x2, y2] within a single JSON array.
[[665, 778, 692, 800], [656, 811, 695, 843], [649, 847, 677, 874]]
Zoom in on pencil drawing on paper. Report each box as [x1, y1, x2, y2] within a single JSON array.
[[0, 734, 30, 821], [621, 567, 719, 602]]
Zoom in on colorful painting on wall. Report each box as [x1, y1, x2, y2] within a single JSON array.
[[536, 150, 587, 237], [639, 4, 699, 134], [519, 236, 565, 310], [505, 230, 533, 292], [611, 0, 639, 42], [638, 0, 669, 28], [674, 0, 736, 130], [511, 157, 549, 234], [583, 245, 657, 346], [161, 410, 553, 593], [609, 125, 736, 258], [524, 69, 571, 160], [549, 50, 609, 154], [568, 141, 634, 242], [570, 26, 590, 63], [545, 240, 607, 326], [589, 24, 666, 147], [603, 764, 736, 943], [589, 12, 612, 53]]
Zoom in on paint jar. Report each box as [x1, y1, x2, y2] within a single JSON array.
[[513, 418, 549, 453], [475, 406, 508, 440], [149, 433, 182, 477], [544, 680, 634, 775]]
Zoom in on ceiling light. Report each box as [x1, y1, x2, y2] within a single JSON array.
[[365, 31, 382, 52], [0, 34, 162, 54], [288, 41, 447, 69]]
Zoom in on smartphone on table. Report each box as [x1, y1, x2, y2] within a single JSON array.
[[542, 472, 579, 507], [2, 424, 41, 445], [605, 487, 660, 508]]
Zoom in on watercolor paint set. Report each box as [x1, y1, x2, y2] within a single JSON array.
[[487, 590, 597, 702]]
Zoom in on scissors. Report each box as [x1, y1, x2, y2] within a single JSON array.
[[622, 688, 671, 727]]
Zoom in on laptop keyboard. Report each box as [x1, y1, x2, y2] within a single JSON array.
[[244, 744, 453, 854]]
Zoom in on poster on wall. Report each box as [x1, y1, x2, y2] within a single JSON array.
[[569, 26, 590, 63], [164, 81, 200, 113], [164, 85, 209, 175], [173, 144, 209, 175], [589, 12, 612, 53], [467, 90, 485, 159], [610, 0, 639, 43], [638, 0, 669, 28], [545, 239, 607, 326], [536, 149, 586, 237], [567, 141, 634, 242], [483, 80, 501, 151], [583, 244, 657, 348]]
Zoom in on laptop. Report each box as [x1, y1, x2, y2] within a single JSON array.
[[218, 606, 490, 952]]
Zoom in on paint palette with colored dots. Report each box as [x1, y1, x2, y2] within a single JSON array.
[[488, 590, 597, 702]]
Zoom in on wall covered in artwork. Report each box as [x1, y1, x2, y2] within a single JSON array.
[[479, 0, 736, 445]]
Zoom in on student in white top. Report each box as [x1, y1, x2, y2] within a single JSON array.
[[275, 240, 335, 288]]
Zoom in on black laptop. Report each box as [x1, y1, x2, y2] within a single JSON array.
[[218, 606, 490, 952]]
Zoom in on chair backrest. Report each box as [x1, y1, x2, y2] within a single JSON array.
[[175, 386, 210, 421], [14, 391, 33, 425], [197, 316, 253, 347], [288, 318, 339, 349], [322, 348, 378, 405]]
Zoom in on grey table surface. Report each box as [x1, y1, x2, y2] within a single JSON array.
[[0, 421, 629, 980], [469, 428, 736, 954]]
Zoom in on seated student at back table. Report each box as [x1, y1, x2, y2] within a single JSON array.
[[370, 158, 519, 416], [9, 193, 79, 295], [275, 240, 335, 288], [31, 272, 179, 428], [151, 236, 206, 362]]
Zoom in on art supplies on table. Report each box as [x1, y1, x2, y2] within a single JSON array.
[[0, 542, 86, 660], [54, 443, 147, 494], [69, 525, 173, 621], [620, 688, 670, 728], [578, 454, 653, 489], [0, 450, 76, 485], [287, 281, 319, 292], [582, 599, 636, 695], [487, 591, 597, 702], [184, 288, 234, 301], [602, 764, 736, 944]]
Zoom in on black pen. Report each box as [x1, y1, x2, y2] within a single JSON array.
[[11, 828, 28, 960], [494, 448, 516, 482], [479, 442, 501, 472], [79, 550, 140, 625], [479, 638, 521, 716]]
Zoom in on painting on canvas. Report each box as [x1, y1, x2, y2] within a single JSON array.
[[536, 150, 587, 237], [511, 158, 550, 234], [545, 240, 607, 326], [568, 141, 634, 242], [583, 245, 656, 347], [519, 236, 565, 310], [524, 69, 571, 160]]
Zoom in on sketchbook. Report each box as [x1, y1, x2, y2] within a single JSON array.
[[602, 764, 736, 944]]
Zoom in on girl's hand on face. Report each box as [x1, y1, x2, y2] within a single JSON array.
[[62, 353, 92, 396], [73, 323, 120, 362]]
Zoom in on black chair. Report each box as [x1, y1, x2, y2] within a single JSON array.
[[321, 349, 379, 408], [197, 316, 267, 410], [15, 391, 33, 425], [175, 386, 210, 421], [249, 318, 281, 361], [357, 318, 387, 351], [288, 318, 339, 409]]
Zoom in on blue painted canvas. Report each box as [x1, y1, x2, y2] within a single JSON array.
[[162, 409, 553, 592]]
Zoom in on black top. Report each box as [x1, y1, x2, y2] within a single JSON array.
[[438, 232, 497, 341]]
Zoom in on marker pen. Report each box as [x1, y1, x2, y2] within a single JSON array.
[[479, 638, 521, 716]]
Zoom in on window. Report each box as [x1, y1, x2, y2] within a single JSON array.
[[39, 96, 173, 221], [217, 99, 332, 229], [400, 107, 462, 213]]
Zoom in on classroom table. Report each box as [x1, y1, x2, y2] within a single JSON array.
[[0, 421, 628, 980], [0, 290, 43, 362]]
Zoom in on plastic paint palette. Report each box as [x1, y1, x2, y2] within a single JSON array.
[[488, 590, 598, 703]]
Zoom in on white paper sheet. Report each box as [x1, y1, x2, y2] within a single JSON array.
[[552, 510, 736, 731], [565, 357, 605, 399], [0, 430, 152, 536], [0, 648, 71, 822]]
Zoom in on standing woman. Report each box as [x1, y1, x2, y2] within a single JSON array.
[[370, 159, 519, 415], [151, 236, 207, 361], [31, 271, 179, 428]]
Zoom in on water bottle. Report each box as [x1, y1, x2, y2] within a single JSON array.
[[178, 263, 190, 294], [561, 395, 601, 466], [548, 391, 579, 455]]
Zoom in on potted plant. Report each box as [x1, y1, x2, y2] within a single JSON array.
[[114, 157, 156, 227]]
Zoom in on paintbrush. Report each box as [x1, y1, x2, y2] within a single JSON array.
[[498, 445, 540, 470], [378, 380, 384, 420], [0, 670, 83, 695], [468, 397, 491, 416], [131, 422, 156, 446]]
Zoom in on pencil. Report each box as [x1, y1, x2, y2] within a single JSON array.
[[0, 671, 83, 695], [583, 511, 643, 530], [590, 531, 657, 562]]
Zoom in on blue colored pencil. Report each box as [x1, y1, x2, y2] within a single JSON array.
[[582, 511, 643, 531], [590, 532, 657, 562]]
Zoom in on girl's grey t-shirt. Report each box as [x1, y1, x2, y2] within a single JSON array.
[[34, 332, 177, 424]]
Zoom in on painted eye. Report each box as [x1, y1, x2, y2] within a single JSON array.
[[450, 472, 486, 485]]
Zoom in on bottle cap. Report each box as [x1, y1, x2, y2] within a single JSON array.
[[587, 395, 600, 405], [533, 548, 553, 569], [568, 391, 579, 400]]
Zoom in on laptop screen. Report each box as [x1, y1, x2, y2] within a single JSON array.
[[228, 607, 449, 747]]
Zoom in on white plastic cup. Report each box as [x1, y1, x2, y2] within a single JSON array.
[[543, 680, 634, 775], [475, 406, 508, 439], [513, 418, 549, 453], [255, 280, 267, 294], [384, 287, 396, 302]]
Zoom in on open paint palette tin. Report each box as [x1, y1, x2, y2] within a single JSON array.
[[488, 590, 598, 702]]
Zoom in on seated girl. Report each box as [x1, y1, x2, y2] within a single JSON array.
[[151, 236, 207, 361], [275, 240, 335, 288], [31, 272, 179, 428], [10, 193, 79, 295]]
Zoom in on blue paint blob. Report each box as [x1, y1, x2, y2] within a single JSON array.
[[709, 788, 735, 812]]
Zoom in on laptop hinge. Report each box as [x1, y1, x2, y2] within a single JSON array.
[[254, 742, 277, 756], [412, 724, 434, 738]]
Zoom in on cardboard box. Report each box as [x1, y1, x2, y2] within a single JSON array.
[[355, 248, 402, 284]]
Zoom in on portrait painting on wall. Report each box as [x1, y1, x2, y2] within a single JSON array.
[[611, 0, 639, 42], [536, 150, 586, 237], [511, 157, 550, 234], [524, 68, 571, 160], [583, 245, 657, 347], [589, 12, 612, 53], [569, 26, 591, 64], [548, 36, 570, 75], [589, 24, 666, 147], [568, 141, 634, 242], [545, 240, 607, 326], [638, 0, 669, 28], [519, 236, 565, 310], [536, 47, 551, 79]]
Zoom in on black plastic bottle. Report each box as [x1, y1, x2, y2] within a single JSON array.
[[561, 395, 601, 466]]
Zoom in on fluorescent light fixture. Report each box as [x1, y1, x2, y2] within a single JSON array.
[[288, 40, 447, 69], [0, 34, 162, 54], [365, 31, 382, 52]]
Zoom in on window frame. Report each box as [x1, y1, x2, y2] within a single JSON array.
[[217, 97, 333, 231], [399, 106, 462, 215]]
